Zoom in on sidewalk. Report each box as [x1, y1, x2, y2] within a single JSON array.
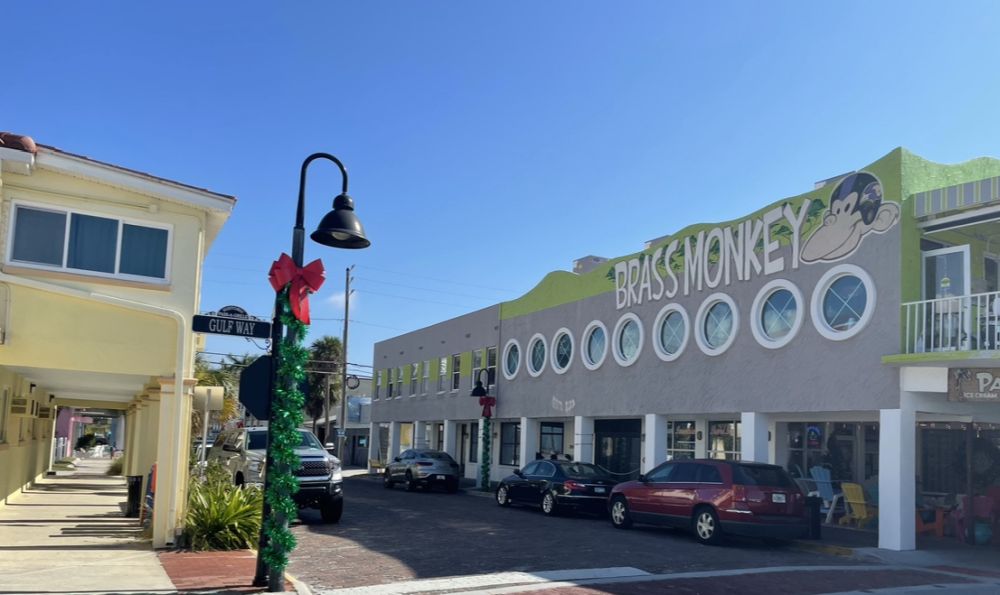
[[0, 457, 297, 595]]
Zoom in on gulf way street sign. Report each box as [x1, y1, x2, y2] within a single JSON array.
[[192, 306, 271, 339]]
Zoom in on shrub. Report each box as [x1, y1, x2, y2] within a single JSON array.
[[106, 457, 124, 476], [185, 473, 262, 551]]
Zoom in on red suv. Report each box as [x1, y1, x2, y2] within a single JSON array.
[[608, 459, 807, 544]]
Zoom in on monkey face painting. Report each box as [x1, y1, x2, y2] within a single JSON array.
[[800, 173, 899, 264]]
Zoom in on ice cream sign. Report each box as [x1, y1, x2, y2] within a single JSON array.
[[950, 369, 1000, 402], [613, 172, 899, 310]]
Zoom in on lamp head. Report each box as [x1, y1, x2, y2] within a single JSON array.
[[311, 193, 371, 249], [471, 379, 487, 398]]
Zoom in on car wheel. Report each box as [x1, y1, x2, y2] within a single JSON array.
[[405, 471, 417, 491], [610, 496, 632, 529], [693, 507, 722, 545], [541, 492, 559, 516], [496, 484, 511, 506], [383, 470, 394, 489], [320, 497, 343, 523]]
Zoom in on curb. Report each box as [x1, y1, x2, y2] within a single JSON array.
[[789, 539, 856, 557], [286, 571, 313, 595]]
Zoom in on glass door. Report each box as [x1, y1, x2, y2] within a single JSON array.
[[922, 245, 971, 350]]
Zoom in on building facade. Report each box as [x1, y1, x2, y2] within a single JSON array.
[[371, 148, 1000, 551]]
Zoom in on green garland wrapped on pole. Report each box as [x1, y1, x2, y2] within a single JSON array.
[[480, 417, 491, 491], [261, 288, 308, 575]]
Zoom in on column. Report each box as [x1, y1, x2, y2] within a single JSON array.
[[519, 417, 539, 467], [573, 416, 595, 464], [387, 421, 401, 460], [740, 412, 771, 463], [368, 422, 382, 465], [152, 377, 194, 548], [878, 406, 916, 551], [413, 421, 428, 449], [694, 419, 708, 458], [643, 414, 667, 473], [442, 420, 458, 459]]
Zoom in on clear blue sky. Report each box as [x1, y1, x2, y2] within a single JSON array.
[[5, 1, 1000, 376]]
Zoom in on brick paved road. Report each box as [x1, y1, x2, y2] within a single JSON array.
[[287, 476, 873, 592]]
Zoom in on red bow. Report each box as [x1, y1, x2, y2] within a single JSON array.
[[268, 253, 326, 324], [479, 396, 496, 419]]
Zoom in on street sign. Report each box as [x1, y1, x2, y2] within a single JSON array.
[[193, 309, 271, 339]]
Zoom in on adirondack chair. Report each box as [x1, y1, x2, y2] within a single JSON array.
[[954, 495, 995, 544], [809, 466, 843, 523], [839, 482, 878, 529]]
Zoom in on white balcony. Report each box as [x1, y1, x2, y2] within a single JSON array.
[[901, 291, 1000, 354]]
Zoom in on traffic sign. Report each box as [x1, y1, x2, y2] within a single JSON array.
[[193, 314, 271, 339]]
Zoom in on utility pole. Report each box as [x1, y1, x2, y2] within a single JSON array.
[[338, 266, 354, 461]]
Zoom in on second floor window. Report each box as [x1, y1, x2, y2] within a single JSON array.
[[386, 369, 394, 398], [409, 363, 418, 396], [394, 366, 403, 397], [451, 354, 461, 391], [10, 203, 171, 282], [437, 357, 447, 392], [421, 360, 429, 394], [471, 349, 484, 389], [373, 374, 380, 400], [486, 346, 497, 388]]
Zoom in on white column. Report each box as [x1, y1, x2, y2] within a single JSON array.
[[519, 417, 539, 467], [694, 419, 708, 458], [388, 421, 401, 460], [368, 423, 382, 464], [879, 406, 916, 551], [442, 420, 458, 458], [413, 421, 428, 449], [573, 416, 595, 463], [740, 412, 771, 463], [643, 414, 667, 472]]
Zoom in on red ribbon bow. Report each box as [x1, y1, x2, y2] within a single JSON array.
[[479, 396, 496, 419], [268, 253, 326, 325]]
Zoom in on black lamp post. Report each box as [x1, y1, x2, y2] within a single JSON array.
[[470, 369, 494, 492], [254, 153, 370, 590]]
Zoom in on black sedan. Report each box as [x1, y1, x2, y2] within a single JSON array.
[[495, 459, 617, 516]]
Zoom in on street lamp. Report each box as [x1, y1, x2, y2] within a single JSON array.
[[254, 153, 369, 591], [471, 369, 495, 492]]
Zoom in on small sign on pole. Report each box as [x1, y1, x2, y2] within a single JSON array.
[[192, 305, 271, 339]]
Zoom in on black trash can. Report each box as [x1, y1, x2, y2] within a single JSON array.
[[125, 475, 143, 518], [805, 495, 823, 539]]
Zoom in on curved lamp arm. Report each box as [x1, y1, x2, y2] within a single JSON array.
[[292, 153, 350, 265]]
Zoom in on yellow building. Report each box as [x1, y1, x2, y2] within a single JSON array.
[[0, 132, 235, 547]]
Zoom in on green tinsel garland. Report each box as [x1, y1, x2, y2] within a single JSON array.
[[480, 417, 491, 491], [262, 288, 308, 572]]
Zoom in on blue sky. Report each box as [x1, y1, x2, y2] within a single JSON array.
[[5, 1, 1000, 376]]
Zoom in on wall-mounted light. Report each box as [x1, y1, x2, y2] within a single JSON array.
[[696, 430, 703, 441]]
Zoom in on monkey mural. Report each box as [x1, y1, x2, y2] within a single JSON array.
[[801, 172, 899, 264]]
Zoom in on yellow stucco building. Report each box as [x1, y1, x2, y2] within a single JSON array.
[[0, 132, 234, 547]]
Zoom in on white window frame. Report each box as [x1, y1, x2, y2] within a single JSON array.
[[485, 346, 497, 390], [421, 360, 429, 394], [526, 333, 547, 377], [471, 349, 484, 390], [550, 328, 574, 375], [750, 279, 804, 350], [394, 366, 403, 398], [437, 356, 447, 393], [612, 312, 644, 367], [502, 339, 521, 380], [581, 320, 608, 370], [409, 363, 418, 397], [695, 293, 739, 356], [451, 354, 461, 391], [7, 199, 174, 284], [810, 264, 876, 341], [652, 304, 689, 362]]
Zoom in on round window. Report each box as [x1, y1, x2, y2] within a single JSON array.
[[810, 264, 877, 341], [612, 313, 644, 366], [652, 304, 689, 362], [502, 340, 521, 380], [695, 293, 739, 356], [750, 280, 804, 349], [527, 334, 547, 377], [581, 321, 608, 370], [551, 329, 574, 374]]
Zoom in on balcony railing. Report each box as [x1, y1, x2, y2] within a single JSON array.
[[901, 291, 1000, 354]]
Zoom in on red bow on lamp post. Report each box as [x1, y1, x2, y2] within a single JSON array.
[[479, 396, 497, 418], [268, 253, 326, 324]]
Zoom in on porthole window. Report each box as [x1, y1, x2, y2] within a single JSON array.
[[502, 339, 521, 380], [811, 264, 876, 341], [527, 333, 547, 377], [551, 328, 574, 374], [581, 320, 608, 370], [750, 279, 804, 349], [652, 304, 689, 362], [695, 293, 739, 356], [612, 313, 644, 367]]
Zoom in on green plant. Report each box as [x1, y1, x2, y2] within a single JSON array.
[[106, 457, 123, 476], [185, 480, 263, 551]]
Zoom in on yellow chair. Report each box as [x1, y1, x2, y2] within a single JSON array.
[[839, 482, 878, 529]]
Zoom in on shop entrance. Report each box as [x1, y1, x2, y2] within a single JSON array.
[[595, 419, 641, 481]]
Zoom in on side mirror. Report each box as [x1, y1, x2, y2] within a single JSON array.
[[638, 474, 646, 483], [324, 443, 335, 449], [513, 469, 524, 478]]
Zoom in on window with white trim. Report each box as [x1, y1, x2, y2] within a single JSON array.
[[471, 349, 484, 389], [527, 334, 547, 377], [421, 360, 429, 394], [451, 354, 461, 391], [612, 313, 643, 366], [486, 346, 497, 388], [810, 264, 876, 341], [409, 363, 418, 396], [653, 305, 688, 362], [394, 366, 403, 397], [581, 321, 608, 370], [9, 203, 171, 282], [667, 420, 696, 460], [437, 356, 447, 392], [551, 329, 573, 374], [500, 422, 521, 466], [503, 340, 521, 380], [707, 421, 741, 460], [386, 369, 394, 398]]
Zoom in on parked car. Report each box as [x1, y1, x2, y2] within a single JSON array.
[[207, 426, 344, 522], [383, 449, 461, 492], [608, 459, 807, 545], [496, 459, 618, 516]]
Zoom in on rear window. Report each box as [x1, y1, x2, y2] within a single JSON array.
[[733, 464, 794, 487], [419, 451, 455, 462], [556, 462, 609, 479]]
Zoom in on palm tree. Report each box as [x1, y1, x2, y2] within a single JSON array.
[[193, 352, 257, 437], [306, 336, 342, 444]]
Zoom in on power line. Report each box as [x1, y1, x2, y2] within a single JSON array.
[[355, 288, 482, 310], [197, 350, 373, 368], [311, 317, 408, 332], [357, 264, 510, 293], [355, 276, 509, 301]]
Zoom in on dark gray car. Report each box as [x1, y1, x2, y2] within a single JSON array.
[[383, 449, 461, 492]]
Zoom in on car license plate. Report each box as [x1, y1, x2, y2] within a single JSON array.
[[436, 474, 446, 480], [772, 493, 786, 503], [593, 487, 606, 494]]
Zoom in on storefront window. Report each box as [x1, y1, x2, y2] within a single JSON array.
[[540, 422, 564, 454], [708, 421, 741, 460], [667, 421, 696, 460], [500, 422, 520, 466], [785, 422, 873, 482]]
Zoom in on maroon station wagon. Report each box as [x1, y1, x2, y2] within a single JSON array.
[[608, 459, 808, 544]]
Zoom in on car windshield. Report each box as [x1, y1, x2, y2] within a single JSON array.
[[298, 430, 325, 450], [246, 430, 324, 451], [418, 451, 455, 462], [556, 462, 608, 479], [733, 464, 794, 487]]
